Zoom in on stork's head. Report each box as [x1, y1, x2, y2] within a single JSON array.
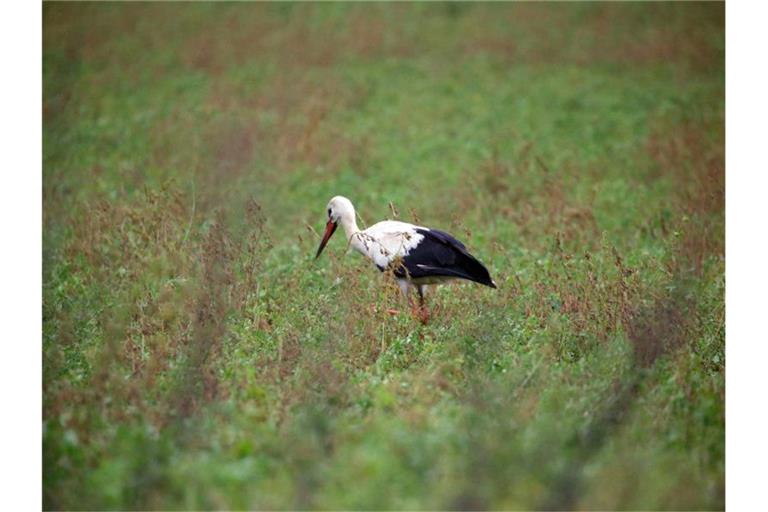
[[315, 196, 355, 259]]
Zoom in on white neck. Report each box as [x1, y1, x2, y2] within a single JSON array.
[[339, 213, 360, 241], [338, 213, 364, 253]]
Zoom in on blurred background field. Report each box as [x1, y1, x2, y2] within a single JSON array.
[[43, 3, 724, 510]]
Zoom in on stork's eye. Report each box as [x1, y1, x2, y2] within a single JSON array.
[[327, 208, 332, 218]]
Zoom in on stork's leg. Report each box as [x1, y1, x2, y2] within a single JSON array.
[[395, 280, 429, 323], [416, 284, 430, 324], [397, 279, 411, 298], [399, 279, 420, 319], [382, 279, 409, 316]]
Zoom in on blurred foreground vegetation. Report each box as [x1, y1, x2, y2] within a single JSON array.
[[43, 3, 724, 509]]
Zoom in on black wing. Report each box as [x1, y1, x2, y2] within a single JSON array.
[[393, 228, 497, 288]]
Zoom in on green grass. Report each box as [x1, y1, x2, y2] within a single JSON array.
[[43, 3, 724, 510]]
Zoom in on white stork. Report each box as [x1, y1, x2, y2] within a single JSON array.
[[314, 196, 497, 321]]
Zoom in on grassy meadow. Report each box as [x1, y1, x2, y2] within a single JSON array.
[[43, 3, 724, 510]]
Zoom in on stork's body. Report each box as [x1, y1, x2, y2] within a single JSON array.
[[315, 196, 496, 320]]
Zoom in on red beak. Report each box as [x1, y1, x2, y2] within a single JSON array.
[[315, 220, 338, 259]]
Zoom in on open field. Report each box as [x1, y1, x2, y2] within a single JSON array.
[[43, 3, 724, 509]]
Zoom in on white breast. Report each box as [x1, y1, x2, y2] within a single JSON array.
[[351, 220, 425, 269]]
